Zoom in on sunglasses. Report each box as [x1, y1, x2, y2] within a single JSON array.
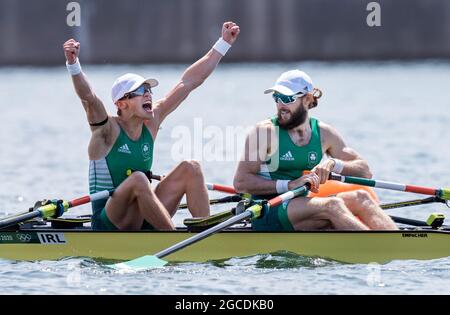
[[272, 92, 304, 105], [122, 84, 152, 100]]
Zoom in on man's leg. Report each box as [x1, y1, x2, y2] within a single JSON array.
[[105, 172, 174, 230], [287, 196, 369, 230], [337, 190, 398, 230], [155, 160, 210, 217]]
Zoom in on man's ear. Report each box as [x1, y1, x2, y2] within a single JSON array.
[[304, 94, 315, 109], [116, 99, 128, 110]]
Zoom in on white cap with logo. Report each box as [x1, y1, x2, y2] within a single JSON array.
[[264, 70, 313, 96], [111, 73, 159, 103]]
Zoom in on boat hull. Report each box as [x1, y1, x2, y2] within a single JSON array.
[[1, 229, 450, 264]]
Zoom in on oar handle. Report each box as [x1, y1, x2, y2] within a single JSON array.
[[205, 183, 237, 194], [70, 190, 112, 207], [267, 184, 310, 209]]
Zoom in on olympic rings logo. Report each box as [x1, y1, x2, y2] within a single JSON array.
[[17, 234, 32, 242]]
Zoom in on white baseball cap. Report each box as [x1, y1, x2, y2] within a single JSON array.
[[111, 73, 159, 103], [264, 70, 313, 96]]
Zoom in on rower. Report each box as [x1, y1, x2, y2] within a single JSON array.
[[63, 21, 240, 231], [233, 69, 398, 231]]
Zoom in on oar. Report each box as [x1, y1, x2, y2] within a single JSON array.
[[178, 194, 244, 209], [389, 216, 431, 227], [380, 196, 447, 210], [110, 183, 311, 270], [380, 197, 448, 227], [0, 190, 113, 230], [205, 183, 237, 194], [183, 196, 448, 230], [330, 174, 450, 200]]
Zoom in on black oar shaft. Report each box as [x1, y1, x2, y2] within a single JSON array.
[[155, 209, 254, 259], [179, 194, 243, 209], [0, 212, 41, 229], [380, 197, 444, 210], [379, 198, 447, 227], [390, 216, 429, 227]]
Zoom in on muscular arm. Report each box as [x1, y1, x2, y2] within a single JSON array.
[[321, 122, 373, 178], [152, 22, 240, 128], [233, 124, 281, 195], [70, 72, 109, 127], [152, 49, 223, 124], [63, 39, 110, 133]]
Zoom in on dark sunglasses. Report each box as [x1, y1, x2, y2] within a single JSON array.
[[122, 84, 152, 100], [272, 92, 304, 105]]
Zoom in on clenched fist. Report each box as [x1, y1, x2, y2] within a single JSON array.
[[221, 21, 240, 45], [63, 39, 81, 64]]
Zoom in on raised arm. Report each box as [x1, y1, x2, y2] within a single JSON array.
[[63, 39, 109, 130], [152, 21, 240, 126]]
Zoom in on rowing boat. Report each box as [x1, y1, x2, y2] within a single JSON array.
[[1, 175, 449, 267], [1, 219, 450, 264]]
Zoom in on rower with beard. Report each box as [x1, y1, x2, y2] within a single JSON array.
[[233, 70, 397, 231], [63, 21, 240, 231]]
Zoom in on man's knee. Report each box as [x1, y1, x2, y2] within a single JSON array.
[[354, 189, 376, 203], [126, 172, 153, 195], [324, 197, 346, 210], [317, 197, 350, 218], [338, 190, 374, 204], [179, 160, 203, 177], [127, 171, 149, 185]]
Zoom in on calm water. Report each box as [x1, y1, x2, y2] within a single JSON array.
[[1, 61, 450, 294]]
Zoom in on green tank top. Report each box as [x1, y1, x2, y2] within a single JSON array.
[[259, 116, 323, 181], [89, 124, 154, 220]]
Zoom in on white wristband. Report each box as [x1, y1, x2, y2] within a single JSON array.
[[212, 37, 231, 56], [331, 158, 344, 174], [276, 180, 290, 194], [66, 58, 82, 76]]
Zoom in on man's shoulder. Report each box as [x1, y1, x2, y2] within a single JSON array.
[[90, 116, 119, 144], [316, 120, 345, 146], [317, 120, 334, 134]]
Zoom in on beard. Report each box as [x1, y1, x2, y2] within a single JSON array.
[[277, 105, 308, 130]]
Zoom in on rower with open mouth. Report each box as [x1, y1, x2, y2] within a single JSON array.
[[62, 21, 240, 231]]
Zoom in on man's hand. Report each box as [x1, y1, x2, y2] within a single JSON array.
[[63, 39, 81, 64], [221, 21, 240, 45], [288, 172, 320, 193], [312, 160, 336, 184]]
